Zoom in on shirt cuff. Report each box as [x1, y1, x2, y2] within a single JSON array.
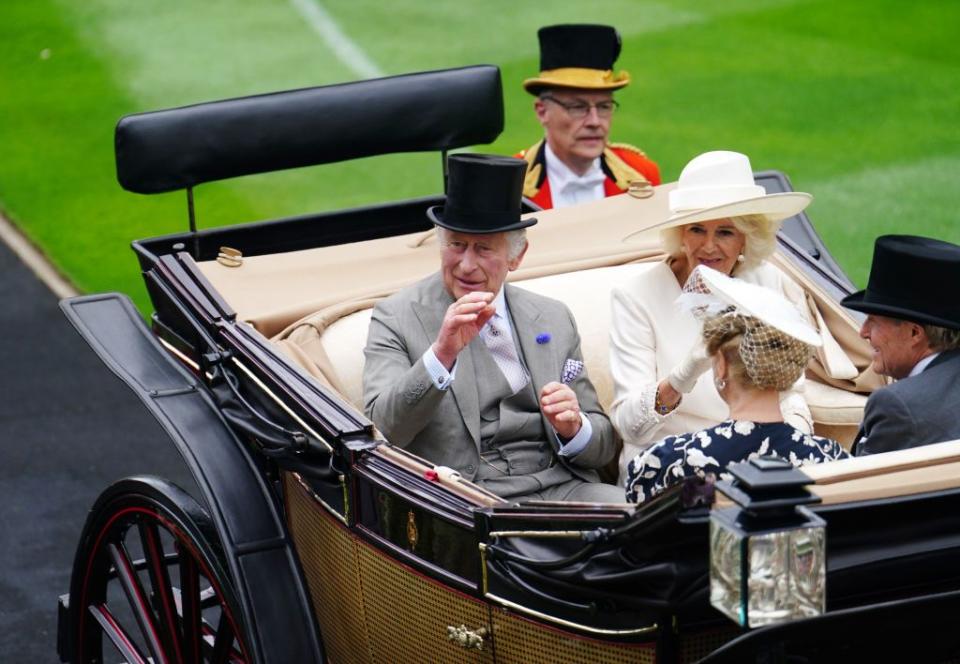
[[422, 346, 456, 391], [557, 413, 593, 456]]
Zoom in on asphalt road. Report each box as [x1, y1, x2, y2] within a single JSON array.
[[0, 238, 193, 662]]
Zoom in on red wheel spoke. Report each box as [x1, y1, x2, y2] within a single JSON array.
[[109, 541, 170, 664], [210, 610, 237, 664], [178, 540, 204, 662], [89, 603, 150, 664], [138, 520, 186, 664], [72, 486, 249, 664]]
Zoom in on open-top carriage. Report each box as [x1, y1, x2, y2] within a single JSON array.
[[56, 65, 960, 663]]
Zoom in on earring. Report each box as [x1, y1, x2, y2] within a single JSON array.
[[714, 376, 727, 391], [736, 254, 745, 263]]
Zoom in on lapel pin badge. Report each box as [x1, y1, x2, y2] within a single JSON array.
[[536, 333, 551, 345]]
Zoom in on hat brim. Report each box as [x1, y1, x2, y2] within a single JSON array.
[[661, 192, 811, 230], [841, 290, 960, 330], [426, 205, 537, 234], [698, 266, 822, 346], [623, 192, 812, 242], [523, 68, 630, 95]]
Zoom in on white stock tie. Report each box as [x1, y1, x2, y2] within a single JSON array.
[[481, 316, 529, 394]]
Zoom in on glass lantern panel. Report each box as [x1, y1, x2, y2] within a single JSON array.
[[709, 518, 746, 625], [746, 526, 825, 628]]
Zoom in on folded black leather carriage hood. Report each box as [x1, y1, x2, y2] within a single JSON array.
[[481, 484, 960, 637], [480, 492, 718, 633]]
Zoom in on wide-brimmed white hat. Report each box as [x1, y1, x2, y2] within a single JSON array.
[[656, 151, 812, 230], [688, 266, 822, 346]]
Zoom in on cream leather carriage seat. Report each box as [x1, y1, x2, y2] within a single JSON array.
[[317, 263, 644, 411], [293, 262, 867, 446]]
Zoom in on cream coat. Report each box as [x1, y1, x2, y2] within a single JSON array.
[[609, 260, 812, 484]]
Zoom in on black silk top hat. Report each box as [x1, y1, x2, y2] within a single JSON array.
[[427, 154, 537, 233], [841, 234, 960, 330], [523, 24, 630, 94]]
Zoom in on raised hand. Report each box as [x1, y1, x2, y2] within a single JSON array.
[[667, 339, 713, 393], [432, 291, 496, 369], [540, 381, 582, 440]]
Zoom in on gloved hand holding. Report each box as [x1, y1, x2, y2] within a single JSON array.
[[667, 340, 712, 393]]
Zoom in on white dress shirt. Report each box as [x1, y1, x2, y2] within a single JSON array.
[[422, 288, 592, 454], [908, 352, 940, 378], [544, 143, 606, 209]]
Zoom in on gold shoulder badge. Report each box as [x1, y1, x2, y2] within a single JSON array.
[[520, 140, 544, 198], [604, 146, 650, 193], [609, 142, 648, 158]]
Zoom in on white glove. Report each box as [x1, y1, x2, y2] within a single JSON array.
[[667, 341, 712, 393]]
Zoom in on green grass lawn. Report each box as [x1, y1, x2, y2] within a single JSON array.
[[1, 0, 958, 312]]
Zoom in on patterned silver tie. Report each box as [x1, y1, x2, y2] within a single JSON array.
[[481, 315, 530, 394]]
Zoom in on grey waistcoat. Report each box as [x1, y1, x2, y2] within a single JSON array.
[[472, 333, 574, 495]]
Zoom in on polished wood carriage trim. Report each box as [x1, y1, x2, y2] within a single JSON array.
[[484, 591, 659, 638], [290, 472, 348, 526], [488, 529, 612, 539], [158, 336, 203, 373], [157, 335, 337, 455], [231, 357, 334, 453]]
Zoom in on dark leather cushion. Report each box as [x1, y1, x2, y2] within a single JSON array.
[[116, 65, 503, 194]]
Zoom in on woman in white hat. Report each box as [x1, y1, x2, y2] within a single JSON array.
[[624, 267, 848, 504], [609, 150, 815, 484]]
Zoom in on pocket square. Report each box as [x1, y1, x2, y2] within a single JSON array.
[[561, 358, 584, 384]]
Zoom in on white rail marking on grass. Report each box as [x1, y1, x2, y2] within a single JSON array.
[[288, 0, 384, 79]]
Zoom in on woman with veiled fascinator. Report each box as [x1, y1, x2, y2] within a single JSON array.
[[624, 268, 849, 504]]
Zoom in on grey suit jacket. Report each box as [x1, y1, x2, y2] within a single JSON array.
[[362, 273, 616, 480], [854, 349, 960, 456]]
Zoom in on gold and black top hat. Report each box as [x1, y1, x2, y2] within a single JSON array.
[[523, 24, 630, 95], [427, 154, 538, 233], [842, 235, 960, 330]]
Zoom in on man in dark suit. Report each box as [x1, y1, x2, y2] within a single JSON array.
[[362, 154, 621, 502], [842, 235, 960, 455]]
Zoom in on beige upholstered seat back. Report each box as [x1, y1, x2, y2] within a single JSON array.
[[290, 262, 648, 411]]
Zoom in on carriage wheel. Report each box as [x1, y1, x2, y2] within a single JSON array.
[[67, 476, 250, 664]]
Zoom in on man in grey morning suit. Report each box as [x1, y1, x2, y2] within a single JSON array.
[[362, 153, 622, 502], [842, 235, 960, 456]]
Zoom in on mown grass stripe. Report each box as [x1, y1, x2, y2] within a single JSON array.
[[288, 0, 384, 79]]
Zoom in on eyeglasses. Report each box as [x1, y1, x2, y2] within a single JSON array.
[[541, 96, 619, 119]]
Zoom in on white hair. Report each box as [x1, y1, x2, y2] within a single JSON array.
[[435, 226, 528, 261], [505, 229, 528, 260], [923, 323, 960, 352]]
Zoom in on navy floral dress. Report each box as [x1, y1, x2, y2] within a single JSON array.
[[624, 420, 849, 503]]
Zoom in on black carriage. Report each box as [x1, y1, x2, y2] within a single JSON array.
[[56, 65, 960, 664]]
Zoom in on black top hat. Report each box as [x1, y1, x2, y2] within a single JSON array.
[[427, 154, 537, 233], [842, 235, 960, 330], [523, 24, 629, 94]]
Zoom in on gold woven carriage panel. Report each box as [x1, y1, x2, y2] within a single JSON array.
[[357, 541, 494, 663], [284, 472, 372, 664], [489, 608, 656, 664], [678, 625, 741, 663]]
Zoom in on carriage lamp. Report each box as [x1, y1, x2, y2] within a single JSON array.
[[709, 457, 826, 628]]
